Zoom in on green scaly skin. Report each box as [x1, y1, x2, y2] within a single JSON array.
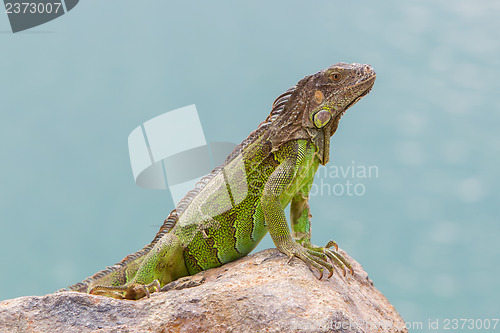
[[60, 63, 376, 300]]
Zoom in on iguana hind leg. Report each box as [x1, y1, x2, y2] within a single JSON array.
[[90, 233, 189, 300], [90, 280, 160, 300]]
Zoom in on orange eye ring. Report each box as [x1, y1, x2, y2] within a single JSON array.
[[329, 72, 342, 81]]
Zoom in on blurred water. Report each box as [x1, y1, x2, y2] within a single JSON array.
[[1, 1, 499, 330]]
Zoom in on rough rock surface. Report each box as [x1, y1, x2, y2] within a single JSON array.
[[0, 249, 408, 332]]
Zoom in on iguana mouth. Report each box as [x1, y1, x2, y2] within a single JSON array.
[[339, 81, 375, 119], [346, 85, 373, 110]]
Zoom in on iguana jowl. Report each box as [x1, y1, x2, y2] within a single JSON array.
[[62, 63, 376, 300]]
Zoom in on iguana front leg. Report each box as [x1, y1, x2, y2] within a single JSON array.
[[290, 191, 312, 243], [290, 186, 354, 277], [262, 153, 337, 278]]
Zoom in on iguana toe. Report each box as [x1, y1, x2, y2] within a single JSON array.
[[300, 240, 354, 277]]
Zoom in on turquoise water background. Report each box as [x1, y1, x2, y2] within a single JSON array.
[[1, 1, 499, 330]]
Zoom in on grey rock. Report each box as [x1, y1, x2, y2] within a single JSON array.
[[0, 249, 408, 332]]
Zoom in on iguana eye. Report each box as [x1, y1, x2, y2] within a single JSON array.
[[329, 72, 342, 81], [313, 109, 331, 128]]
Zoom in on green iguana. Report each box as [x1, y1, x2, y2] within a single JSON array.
[[60, 63, 376, 300]]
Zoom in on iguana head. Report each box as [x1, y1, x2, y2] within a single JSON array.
[[303, 63, 376, 164], [269, 63, 376, 165]]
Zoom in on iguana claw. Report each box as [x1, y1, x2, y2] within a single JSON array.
[[283, 240, 334, 279], [294, 248, 334, 279], [324, 240, 354, 275], [325, 240, 339, 251], [296, 240, 354, 278]]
